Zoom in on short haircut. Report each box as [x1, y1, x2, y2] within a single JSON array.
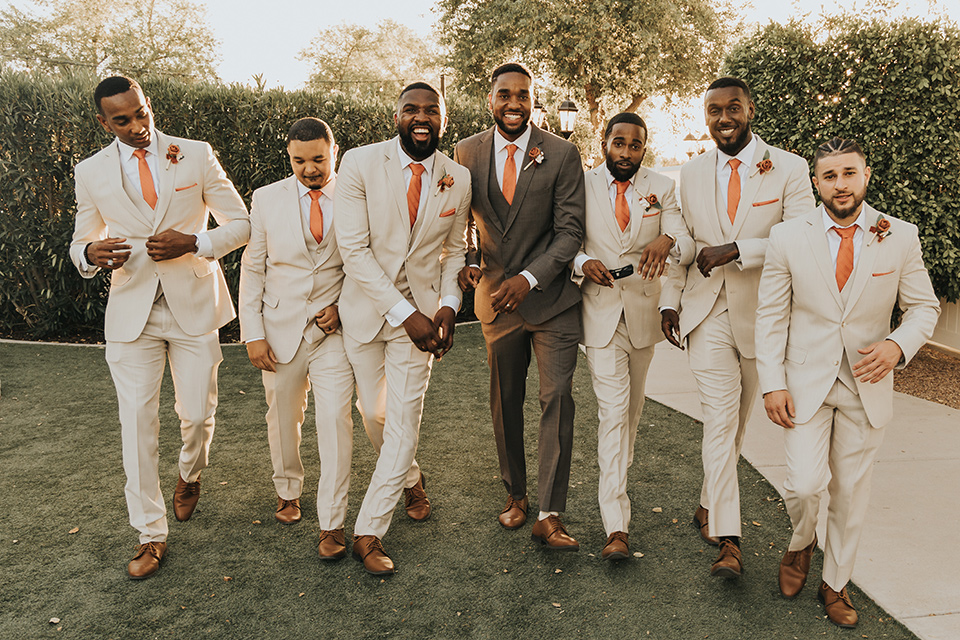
[[813, 137, 866, 171], [94, 76, 143, 114], [706, 76, 751, 100], [396, 81, 446, 115], [491, 62, 533, 86], [604, 112, 648, 140], [286, 117, 334, 144]]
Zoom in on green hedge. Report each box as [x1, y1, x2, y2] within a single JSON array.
[[0, 72, 491, 339], [724, 18, 960, 303]]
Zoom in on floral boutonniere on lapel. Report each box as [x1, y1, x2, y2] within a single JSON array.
[[435, 169, 454, 195], [756, 149, 774, 175], [868, 213, 893, 243], [522, 147, 544, 171], [643, 193, 662, 211], [165, 144, 183, 170]]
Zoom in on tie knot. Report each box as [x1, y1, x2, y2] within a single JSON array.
[[506, 144, 518, 157], [410, 163, 425, 177], [615, 180, 629, 194], [833, 225, 857, 239], [134, 148, 148, 160], [728, 158, 741, 171], [309, 189, 323, 201]]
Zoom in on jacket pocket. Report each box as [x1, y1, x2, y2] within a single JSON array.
[[175, 183, 198, 192], [262, 292, 279, 308], [785, 342, 806, 364], [193, 259, 216, 278], [753, 198, 780, 207]]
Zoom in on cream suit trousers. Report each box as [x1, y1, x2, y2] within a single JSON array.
[[346, 322, 431, 539], [105, 296, 221, 543], [261, 334, 354, 530], [585, 319, 655, 536], [686, 305, 759, 539], [783, 378, 885, 592]]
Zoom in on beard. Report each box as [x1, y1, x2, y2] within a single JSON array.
[[823, 186, 867, 221], [398, 127, 439, 161], [714, 126, 751, 156], [606, 156, 641, 182]]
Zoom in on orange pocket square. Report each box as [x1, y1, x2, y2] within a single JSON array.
[[642, 210, 660, 218], [440, 208, 457, 217], [752, 198, 779, 207], [872, 270, 894, 277], [175, 183, 198, 192]]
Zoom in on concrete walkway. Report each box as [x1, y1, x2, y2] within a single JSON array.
[[646, 341, 960, 640]]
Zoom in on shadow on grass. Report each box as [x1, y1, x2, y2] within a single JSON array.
[[0, 325, 916, 639]]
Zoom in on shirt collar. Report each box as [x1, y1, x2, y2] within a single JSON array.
[[821, 204, 868, 233], [494, 125, 532, 156], [717, 134, 757, 171], [297, 174, 336, 200], [397, 139, 435, 174], [117, 129, 159, 162]]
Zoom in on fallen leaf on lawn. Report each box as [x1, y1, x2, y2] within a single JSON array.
[[252, 520, 261, 524], [633, 552, 645, 558], [68, 527, 79, 534], [554, 569, 562, 573], [299, 593, 305, 597], [238, 390, 246, 395], [672, 518, 678, 524], [49, 618, 60, 624], [223, 576, 232, 582], [552, 603, 561, 608], [652, 507, 663, 513], [752, 521, 761, 527], [219, 481, 228, 485]]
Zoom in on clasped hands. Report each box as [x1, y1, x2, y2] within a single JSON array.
[[764, 340, 903, 429], [87, 230, 198, 269], [403, 307, 456, 359]]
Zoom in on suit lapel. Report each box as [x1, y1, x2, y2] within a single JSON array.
[[698, 149, 724, 242], [503, 125, 543, 235], [842, 204, 882, 314], [383, 139, 411, 234], [803, 211, 844, 311], [280, 176, 313, 265], [152, 131, 177, 233], [730, 138, 765, 240], [628, 169, 652, 247], [588, 167, 620, 241], [103, 140, 155, 230], [473, 129, 503, 234], [409, 154, 446, 253]]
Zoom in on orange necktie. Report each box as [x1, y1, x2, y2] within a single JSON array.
[[503, 144, 518, 205], [407, 163, 425, 228], [308, 190, 324, 243], [614, 180, 630, 232], [834, 226, 857, 290], [726, 158, 741, 224], [133, 148, 158, 209]]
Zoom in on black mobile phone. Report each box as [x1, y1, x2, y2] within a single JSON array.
[[609, 264, 634, 280]]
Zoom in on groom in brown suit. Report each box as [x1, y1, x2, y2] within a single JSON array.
[[455, 62, 586, 550]]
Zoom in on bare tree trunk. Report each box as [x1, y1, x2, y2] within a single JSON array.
[[623, 93, 646, 113]]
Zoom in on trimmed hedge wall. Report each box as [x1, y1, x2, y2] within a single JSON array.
[[0, 72, 491, 339]]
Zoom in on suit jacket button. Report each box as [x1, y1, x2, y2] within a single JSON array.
[[833, 361, 840, 366]]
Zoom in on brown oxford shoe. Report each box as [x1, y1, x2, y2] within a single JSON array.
[[531, 515, 580, 551], [693, 505, 719, 546], [128, 541, 166, 580], [352, 535, 395, 575], [711, 539, 743, 578], [403, 473, 431, 521], [601, 531, 629, 561], [275, 497, 302, 525], [317, 529, 346, 560], [173, 474, 201, 522], [818, 581, 858, 628], [779, 535, 817, 599], [498, 495, 528, 529]]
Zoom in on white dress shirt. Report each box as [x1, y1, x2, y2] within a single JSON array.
[[716, 135, 757, 207]]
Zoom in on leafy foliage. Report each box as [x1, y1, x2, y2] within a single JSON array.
[[0, 71, 491, 338], [724, 17, 960, 302], [0, 0, 220, 81]]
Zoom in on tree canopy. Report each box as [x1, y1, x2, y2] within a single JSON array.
[[0, 0, 220, 81]]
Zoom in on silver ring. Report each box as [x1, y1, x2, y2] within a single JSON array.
[[505, 303, 511, 308], [107, 258, 114, 266]]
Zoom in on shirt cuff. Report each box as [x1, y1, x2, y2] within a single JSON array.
[[81, 246, 97, 272], [733, 240, 744, 269], [440, 295, 461, 313], [573, 254, 593, 277], [385, 299, 417, 327], [520, 270, 538, 290], [194, 232, 213, 258], [245, 337, 266, 344], [468, 262, 480, 269], [658, 305, 677, 313]]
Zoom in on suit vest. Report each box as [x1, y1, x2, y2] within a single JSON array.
[[120, 169, 162, 300]]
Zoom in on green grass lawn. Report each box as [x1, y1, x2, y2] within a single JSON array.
[[0, 324, 917, 639]]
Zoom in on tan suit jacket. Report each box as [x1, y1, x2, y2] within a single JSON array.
[[335, 138, 471, 342], [576, 166, 693, 349], [756, 206, 940, 428], [70, 132, 250, 342], [238, 175, 345, 364], [660, 136, 815, 358]]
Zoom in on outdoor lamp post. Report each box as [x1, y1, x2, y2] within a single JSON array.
[[533, 99, 547, 128], [557, 98, 579, 139], [684, 132, 697, 159]]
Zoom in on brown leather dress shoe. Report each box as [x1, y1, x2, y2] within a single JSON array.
[[128, 541, 166, 580], [275, 497, 302, 525], [498, 495, 528, 529], [403, 473, 431, 521], [710, 539, 743, 578], [318, 529, 346, 560], [818, 581, 858, 628], [601, 531, 629, 561], [352, 535, 395, 575], [173, 473, 201, 522], [531, 515, 579, 551], [693, 505, 719, 546], [779, 535, 817, 599]]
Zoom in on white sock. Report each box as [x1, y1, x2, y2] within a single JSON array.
[[538, 511, 559, 521]]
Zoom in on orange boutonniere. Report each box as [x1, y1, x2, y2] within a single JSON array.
[[643, 193, 662, 211], [435, 169, 454, 195], [165, 143, 183, 169], [522, 147, 544, 171], [756, 149, 773, 175], [869, 214, 892, 243]]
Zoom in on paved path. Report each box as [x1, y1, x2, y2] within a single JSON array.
[[646, 341, 960, 640]]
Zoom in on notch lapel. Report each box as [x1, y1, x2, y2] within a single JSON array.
[[729, 139, 766, 240], [409, 154, 445, 254], [472, 129, 503, 234], [841, 204, 882, 315], [628, 169, 652, 248], [698, 149, 724, 243], [281, 176, 313, 265], [151, 131, 178, 233], [383, 139, 412, 235], [803, 212, 844, 311], [588, 168, 620, 241]]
